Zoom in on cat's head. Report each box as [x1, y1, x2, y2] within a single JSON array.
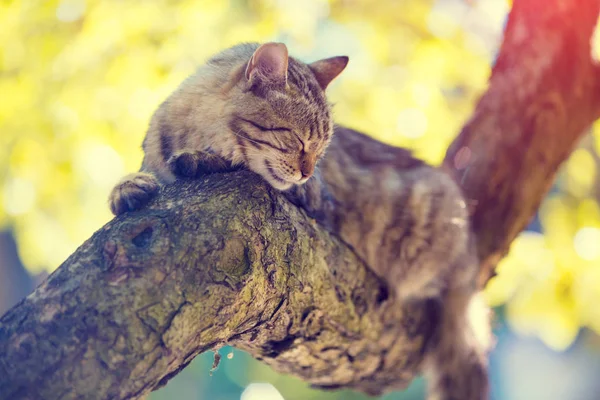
[[223, 43, 348, 190]]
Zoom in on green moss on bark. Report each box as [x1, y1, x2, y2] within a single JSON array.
[[0, 173, 432, 399]]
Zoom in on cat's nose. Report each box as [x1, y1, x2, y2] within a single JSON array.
[[300, 158, 314, 178]]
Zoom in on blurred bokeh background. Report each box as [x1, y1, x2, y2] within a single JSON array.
[[2, 0, 600, 399]]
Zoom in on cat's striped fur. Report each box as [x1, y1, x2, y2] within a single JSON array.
[[294, 127, 492, 399], [109, 43, 346, 215], [108, 42, 491, 399]]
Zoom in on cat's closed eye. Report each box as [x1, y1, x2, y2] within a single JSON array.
[[237, 117, 291, 133]]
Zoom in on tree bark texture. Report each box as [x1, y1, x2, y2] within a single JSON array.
[[0, 176, 434, 399], [2, 0, 600, 398]]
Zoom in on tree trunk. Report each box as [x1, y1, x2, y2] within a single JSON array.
[[1, 0, 600, 398]]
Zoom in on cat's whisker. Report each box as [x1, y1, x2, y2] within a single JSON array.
[[243, 146, 281, 157], [246, 155, 292, 173], [243, 147, 286, 165]]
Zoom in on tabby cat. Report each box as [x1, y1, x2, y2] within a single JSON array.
[[109, 42, 344, 214], [108, 42, 490, 400]]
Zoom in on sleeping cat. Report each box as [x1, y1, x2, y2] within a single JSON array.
[[109, 42, 345, 214], [108, 42, 490, 400]]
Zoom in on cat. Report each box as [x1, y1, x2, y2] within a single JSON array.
[[108, 42, 491, 400], [109, 42, 347, 215], [291, 128, 492, 399]]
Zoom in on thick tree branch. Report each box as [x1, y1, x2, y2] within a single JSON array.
[[2, 0, 600, 398], [443, 0, 600, 285], [0, 174, 435, 399]]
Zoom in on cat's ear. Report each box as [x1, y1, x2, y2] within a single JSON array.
[[245, 42, 289, 87], [309, 56, 349, 90]]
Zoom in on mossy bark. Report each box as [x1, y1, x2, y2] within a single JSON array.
[[1, 0, 600, 398], [0, 175, 436, 399]]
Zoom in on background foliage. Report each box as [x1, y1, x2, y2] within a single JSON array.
[[2, 0, 600, 399]]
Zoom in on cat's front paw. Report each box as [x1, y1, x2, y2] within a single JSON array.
[[167, 150, 232, 178], [167, 151, 201, 178], [109, 172, 159, 215]]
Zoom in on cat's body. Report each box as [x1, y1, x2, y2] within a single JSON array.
[[109, 42, 491, 399], [292, 127, 491, 399]]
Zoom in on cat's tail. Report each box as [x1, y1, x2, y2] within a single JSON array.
[[423, 286, 493, 400]]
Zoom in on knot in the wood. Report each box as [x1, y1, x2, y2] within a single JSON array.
[[102, 215, 171, 284]]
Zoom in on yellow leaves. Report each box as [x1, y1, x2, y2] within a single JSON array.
[[1, 36, 26, 72], [507, 268, 580, 351], [486, 227, 597, 351], [487, 185, 600, 349], [273, 0, 331, 45], [575, 198, 600, 229], [573, 227, 600, 261], [365, 86, 405, 142], [55, 0, 86, 23], [409, 81, 437, 108], [73, 140, 124, 189], [565, 149, 596, 197], [396, 108, 428, 139], [541, 197, 579, 261], [3, 177, 37, 217], [485, 232, 554, 307], [0, 74, 36, 120], [427, 7, 463, 39], [410, 40, 451, 83]]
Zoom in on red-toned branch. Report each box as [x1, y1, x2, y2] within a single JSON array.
[[443, 0, 600, 285]]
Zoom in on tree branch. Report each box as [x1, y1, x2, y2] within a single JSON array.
[[1, 0, 600, 398], [443, 0, 600, 285], [0, 174, 435, 399]]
